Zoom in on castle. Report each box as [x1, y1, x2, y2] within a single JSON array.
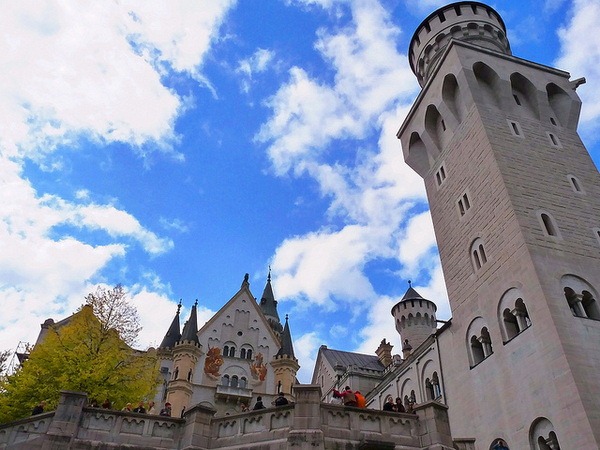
[[2, 2, 599, 449]]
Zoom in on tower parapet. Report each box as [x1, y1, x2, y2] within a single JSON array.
[[391, 286, 437, 350], [409, 1, 510, 87]]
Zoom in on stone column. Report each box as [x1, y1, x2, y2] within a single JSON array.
[[179, 403, 216, 450], [288, 384, 325, 449], [42, 391, 87, 450], [414, 400, 454, 450]]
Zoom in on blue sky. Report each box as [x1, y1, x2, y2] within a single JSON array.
[[1, 0, 600, 383]]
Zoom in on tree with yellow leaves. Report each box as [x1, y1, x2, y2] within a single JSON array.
[[0, 285, 159, 423]]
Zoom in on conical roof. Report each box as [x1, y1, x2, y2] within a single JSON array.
[[159, 301, 182, 349], [276, 315, 296, 359], [401, 286, 425, 301], [180, 300, 200, 345], [259, 271, 280, 321]]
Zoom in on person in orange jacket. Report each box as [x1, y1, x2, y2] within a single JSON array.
[[355, 390, 366, 408]]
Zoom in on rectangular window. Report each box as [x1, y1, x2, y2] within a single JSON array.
[[457, 192, 471, 217], [435, 164, 447, 187]]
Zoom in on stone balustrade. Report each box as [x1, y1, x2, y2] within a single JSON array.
[[0, 386, 455, 449]]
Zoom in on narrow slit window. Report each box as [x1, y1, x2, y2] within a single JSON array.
[[478, 244, 487, 264], [550, 117, 557, 125], [541, 213, 557, 236], [508, 120, 523, 137], [441, 119, 446, 131], [513, 94, 521, 105], [549, 133, 560, 147], [569, 175, 583, 193]]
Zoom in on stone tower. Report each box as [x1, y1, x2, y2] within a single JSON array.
[[270, 315, 300, 396], [165, 301, 202, 418], [391, 284, 437, 354], [398, 2, 600, 448]]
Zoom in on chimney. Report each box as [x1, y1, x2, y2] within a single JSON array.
[[375, 339, 393, 367]]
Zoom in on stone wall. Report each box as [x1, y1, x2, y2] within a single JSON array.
[[0, 386, 454, 449]]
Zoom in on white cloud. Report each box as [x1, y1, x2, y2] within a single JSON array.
[[0, 1, 236, 353], [294, 331, 322, 383], [237, 48, 276, 93], [261, 0, 427, 311], [555, 0, 600, 139]]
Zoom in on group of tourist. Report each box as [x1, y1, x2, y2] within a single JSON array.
[[383, 396, 414, 413], [247, 392, 290, 411], [332, 386, 366, 408], [85, 399, 173, 417]]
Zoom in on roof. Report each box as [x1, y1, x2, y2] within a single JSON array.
[[276, 315, 295, 359], [159, 302, 181, 349], [259, 271, 280, 321], [320, 347, 385, 372], [180, 300, 200, 345]]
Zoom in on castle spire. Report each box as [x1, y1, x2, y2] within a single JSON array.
[[259, 270, 283, 335], [276, 314, 296, 359], [180, 300, 200, 345], [159, 300, 182, 349]]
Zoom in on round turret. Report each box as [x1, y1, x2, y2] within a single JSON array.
[[409, 1, 511, 87], [391, 287, 437, 350]]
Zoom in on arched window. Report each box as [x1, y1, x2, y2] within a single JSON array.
[[565, 287, 600, 320], [240, 348, 246, 359], [540, 213, 558, 236], [231, 375, 238, 388], [490, 438, 510, 449], [470, 238, 488, 271], [221, 374, 230, 386], [229, 347, 236, 357], [187, 369, 193, 381], [432, 372, 441, 398], [246, 349, 253, 360], [467, 318, 493, 367], [240, 377, 247, 388], [425, 378, 434, 400], [529, 417, 561, 450], [223, 345, 229, 356], [499, 290, 532, 343], [173, 367, 179, 380]]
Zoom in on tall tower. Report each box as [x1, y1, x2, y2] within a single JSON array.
[[166, 301, 202, 417], [399, 2, 600, 448], [270, 315, 299, 396]]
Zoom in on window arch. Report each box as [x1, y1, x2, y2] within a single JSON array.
[[231, 375, 239, 388], [240, 348, 246, 359], [490, 438, 510, 450], [432, 372, 441, 398], [240, 345, 254, 360], [567, 174, 584, 193], [470, 238, 488, 271], [594, 228, 600, 246], [223, 342, 236, 357], [498, 289, 532, 343], [467, 318, 493, 367], [425, 378, 434, 400], [529, 417, 561, 450], [537, 211, 561, 238], [221, 374, 230, 386], [562, 275, 600, 320]]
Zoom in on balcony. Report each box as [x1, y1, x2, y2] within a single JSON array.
[[215, 384, 253, 402]]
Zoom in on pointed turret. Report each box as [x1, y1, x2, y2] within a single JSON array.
[[391, 281, 437, 350], [180, 300, 200, 346], [276, 315, 296, 359], [271, 314, 300, 396], [159, 301, 182, 349], [259, 269, 283, 335], [167, 299, 203, 419]]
